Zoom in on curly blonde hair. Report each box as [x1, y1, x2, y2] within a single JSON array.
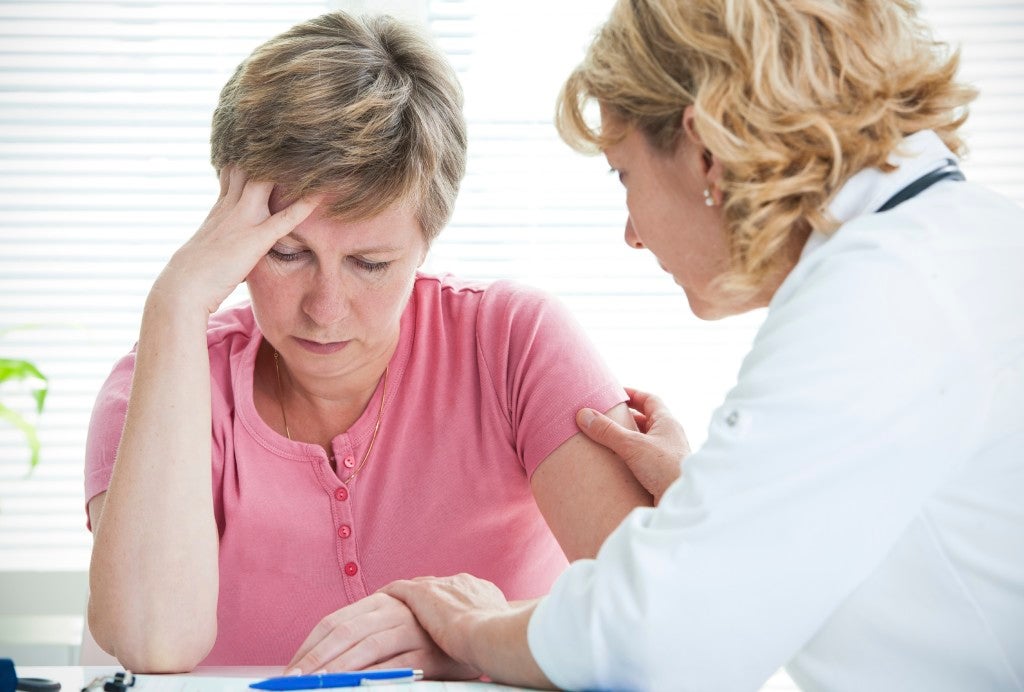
[[211, 11, 466, 242], [557, 0, 977, 297]]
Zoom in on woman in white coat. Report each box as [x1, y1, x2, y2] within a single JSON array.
[[309, 1, 1024, 689]]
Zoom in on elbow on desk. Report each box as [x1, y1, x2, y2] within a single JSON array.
[[114, 640, 214, 674], [88, 605, 216, 673]]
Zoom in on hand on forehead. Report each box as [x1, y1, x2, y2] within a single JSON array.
[[267, 183, 334, 220], [268, 183, 295, 215]]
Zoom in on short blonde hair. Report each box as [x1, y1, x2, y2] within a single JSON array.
[[211, 11, 466, 242], [557, 0, 977, 297]]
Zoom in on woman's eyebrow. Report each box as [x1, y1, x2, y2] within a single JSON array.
[[281, 231, 401, 256], [348, 244, 402, 255]]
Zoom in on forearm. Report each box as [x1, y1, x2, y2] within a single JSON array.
[[89, 289, 219, 671], [466, 600, 553, 689]]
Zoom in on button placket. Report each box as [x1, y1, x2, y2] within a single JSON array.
[[310, 448, 366, 597], [332, 484, 362, 588], [328, 440, 366, 593], [330, 481, 360, 579]]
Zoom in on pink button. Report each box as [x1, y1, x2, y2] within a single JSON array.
[[342, 455, 356, 469], [334, 487, 349, 502], [337, 524, 352, 539], [344, 562, 359, 577]]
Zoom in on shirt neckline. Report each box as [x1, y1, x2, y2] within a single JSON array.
[[231, 298, 416, 462]]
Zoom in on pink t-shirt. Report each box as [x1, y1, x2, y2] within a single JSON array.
[[85, 273, 625, 665]]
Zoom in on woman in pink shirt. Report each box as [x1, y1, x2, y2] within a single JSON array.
[[84, 10, 656, 675]]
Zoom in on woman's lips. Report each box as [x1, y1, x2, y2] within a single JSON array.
[[293, 337, 348, 355]]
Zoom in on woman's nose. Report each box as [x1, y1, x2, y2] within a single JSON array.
[[301, 271, 349, 326], [624, 217, 644, 249]]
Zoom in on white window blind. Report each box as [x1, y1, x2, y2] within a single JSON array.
[[0, 0, 337, 570], [1, 0, 1022, 572]]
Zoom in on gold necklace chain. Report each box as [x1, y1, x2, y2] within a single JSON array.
[[273, 350, 388, 484]]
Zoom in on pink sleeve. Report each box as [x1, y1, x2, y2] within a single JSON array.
[[83, 350, 136, 529], [478, 282, 627, 477]]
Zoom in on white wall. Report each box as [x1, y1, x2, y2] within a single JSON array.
[[0, 571, 87, 664]]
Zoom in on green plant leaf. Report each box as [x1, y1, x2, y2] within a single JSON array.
[[33, 387, 48, 414], [0, 357, 48, 472], [0, 357, 47, 384], [0, 401, 41, 472], [0, 357, 48, 414]]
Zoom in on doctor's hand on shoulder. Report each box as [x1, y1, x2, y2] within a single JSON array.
[[577, 387, 690, 504]]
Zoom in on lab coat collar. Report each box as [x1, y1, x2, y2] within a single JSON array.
[[800, 130, 958, 259]]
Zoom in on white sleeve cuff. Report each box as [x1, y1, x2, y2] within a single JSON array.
[[526, 559, 602, 691]]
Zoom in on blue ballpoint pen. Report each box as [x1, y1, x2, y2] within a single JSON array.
[[250, 668, 424, 690]]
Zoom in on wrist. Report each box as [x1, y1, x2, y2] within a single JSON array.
[[145, 273, 218, 321], [139, 286, 213, 353], [150, 249, 236, 316], [468, 600, 552, 689]]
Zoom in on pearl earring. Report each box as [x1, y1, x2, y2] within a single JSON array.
[[703, 188, 716, 207]]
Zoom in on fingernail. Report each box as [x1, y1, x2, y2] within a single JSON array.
[[284, 669, 301, 676], [578, 408, 596, 428]]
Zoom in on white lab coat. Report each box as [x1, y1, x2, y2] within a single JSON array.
[[528, 131, 1024, 691]]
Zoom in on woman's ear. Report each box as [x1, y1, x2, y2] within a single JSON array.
[[681, 105, 723, 191], [681, 105, 702, 147]]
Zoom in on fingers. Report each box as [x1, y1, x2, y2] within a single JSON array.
[[220, 175, 322, 256], [378, 576, 509, 682], [296, 624, 419, 674], [577, 390, 689, 503], [624, 387, 673, 419], [380, 579, 419, 607], [631, 410, 651, 434], [232, 176, 321, 246], [221, 166, 247, 205], [215, 166, 320, 240], [287, 605, 372, 671], [218, 167, 230, 198], [286, 594, 420, 675], [256, 192, 322, 243], [576, 407, 643, 458]]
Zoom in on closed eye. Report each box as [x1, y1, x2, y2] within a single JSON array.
[[267, 248, 308, 263], [350, 256, 391, 273]]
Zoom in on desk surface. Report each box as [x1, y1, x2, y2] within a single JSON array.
[[16, 666, 536, 691], [18, 665, 800, 691]]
